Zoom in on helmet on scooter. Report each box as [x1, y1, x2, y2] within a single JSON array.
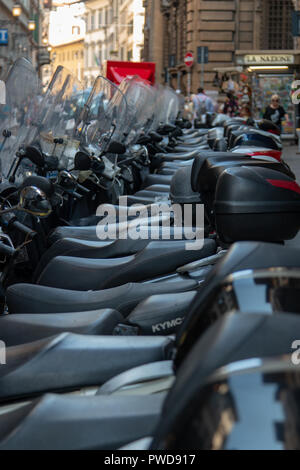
[[257, 119, 281, 136]]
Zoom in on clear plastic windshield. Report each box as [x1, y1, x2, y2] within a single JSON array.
[[36, 66, 86, 168], [162, 87, 180, 124], [78, 75, 128, 155], [150, 85, 180, 130], [0, 57, 41, 179], [118, 76, 156, 145]]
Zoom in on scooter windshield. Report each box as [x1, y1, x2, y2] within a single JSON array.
[[118, 76, 155, 145], [160, 86, 179, 125], [36, 66, 86, 169], [78, 75, 128, 155], [152, 86, 180, 128], [0, 57, 41, 179], [148, 84, 165, 132]]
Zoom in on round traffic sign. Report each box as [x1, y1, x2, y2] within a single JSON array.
[[184, 52, 194, 67]]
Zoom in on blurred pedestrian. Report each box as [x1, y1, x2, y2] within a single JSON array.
[[192, 87, 214, 118], [223, 92, 239, 117], [263, 94, 288, 133], [183, 96, 194, 120]]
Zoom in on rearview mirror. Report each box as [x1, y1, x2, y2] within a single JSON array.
[[74, 151, 91, 171], [24, 145, 45, 167], [106, 141, 126, 155]]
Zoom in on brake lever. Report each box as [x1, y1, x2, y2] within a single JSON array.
[[76, 182, 90, 195]]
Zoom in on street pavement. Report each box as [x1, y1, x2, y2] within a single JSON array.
[[282, 144, 300, 248], [283, 144, 300, 182]]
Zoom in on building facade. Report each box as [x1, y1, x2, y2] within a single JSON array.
[[144, 0, 300, 92], [84, 0, 145, 87], [0, 0, 43, 78], [46, 2, 85, 85], [50, 39, 84, 82]]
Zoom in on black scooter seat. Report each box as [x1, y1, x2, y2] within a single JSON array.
[[48, 204, 173, 244], [0, 392, 165, 449], [0, 333, 173, 402], [140, 184, 170, 193], [0, 309, 123, 347], [178, 136, 207, 145], [159, 160, 194, 169], [36, 239, 216, 290], [125, 195, 169, 205], [7, 279, 197, 314], [36, 228, 204, 281], [34, 238, 151, 282], [156, 150, 200, 160], [174, 144, 209, 153], [142, 174, 173, 188]]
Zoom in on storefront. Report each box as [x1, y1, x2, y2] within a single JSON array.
[[236, 51, 300, 138]]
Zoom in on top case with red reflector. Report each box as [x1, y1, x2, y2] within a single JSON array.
[[214, 166, 300, 244], [267, 179, 300, 195], [246, 150, 282, 162]]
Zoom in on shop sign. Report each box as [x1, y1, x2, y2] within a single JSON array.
[[0, 29, 8, 46], [243, 54, 294, 65]]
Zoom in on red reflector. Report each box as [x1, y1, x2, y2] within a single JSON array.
[[267, 179, 300, 195], [247, 150, 282, 162], [268, 129, 281, 136]]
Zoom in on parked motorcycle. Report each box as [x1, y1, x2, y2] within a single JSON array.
[[1, 57, 300, 450]]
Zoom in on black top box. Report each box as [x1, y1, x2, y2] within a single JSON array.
[[215, 166, 300, 243]]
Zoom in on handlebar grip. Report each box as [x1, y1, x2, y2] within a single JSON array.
[[11, 220, 36, 238], [69, 190, 83, 200], [76, 183, 90, 194], [0, 242, 16, 256]]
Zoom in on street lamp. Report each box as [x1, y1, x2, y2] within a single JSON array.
[[28, 20, 36, 31], [12, 4, 22, 17]]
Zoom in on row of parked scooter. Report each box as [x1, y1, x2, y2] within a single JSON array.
[[0, 57, 299, 449]]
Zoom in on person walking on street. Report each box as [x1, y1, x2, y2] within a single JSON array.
[[192, 87, 214, 118], [263, 94, 288, 134]]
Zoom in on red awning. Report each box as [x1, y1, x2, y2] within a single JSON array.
[[105, 61, 156, 85]]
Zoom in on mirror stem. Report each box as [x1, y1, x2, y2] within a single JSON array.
[[0, 205, 19, 216]]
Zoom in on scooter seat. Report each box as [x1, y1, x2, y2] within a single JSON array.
[[0, 392, 165, 450], [34, 238, 151, 282], [36, 239, 216, 291], [160, 160, 195, 169], [173, 144, 209, 153], [142, 174, 173, 188], [156, 150, 200, 161], [36, 228, 203, 281], [49, 225, 108, 244], [183, 129, 208, 137], [129, 191, 169, 204], [126, 195, 169, 205], [0, 333, 173, 402], [7, 279, 197, 314], [178, 137, 207, 145], [0, 309, 123, 347], [141, 184, 170, 193], [48, 204, 173, 244]]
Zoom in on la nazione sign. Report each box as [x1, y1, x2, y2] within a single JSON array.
[[244, 54, 295, 65]]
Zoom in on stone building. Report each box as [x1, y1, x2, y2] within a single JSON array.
[[0, 0, 43, 77], [144, 0, 300, 92], [84, 0, 145, 87], [50, 39, 84, 83]]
